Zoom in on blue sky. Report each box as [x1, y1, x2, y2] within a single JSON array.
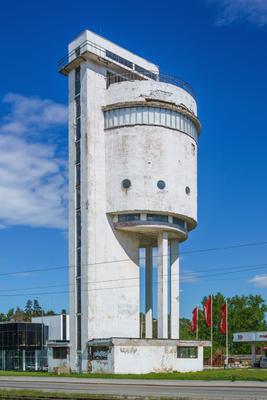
[[0, 0, 267, 318]]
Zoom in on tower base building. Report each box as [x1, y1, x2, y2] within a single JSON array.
[[59, 30, 210, 373]]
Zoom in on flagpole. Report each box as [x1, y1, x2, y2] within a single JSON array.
[[226, 300, 228, 367], [211, 295, 213, 369]]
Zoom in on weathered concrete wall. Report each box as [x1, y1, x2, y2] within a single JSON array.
[[105, 124, 197, 227], [106, 80, 197, 115], [66, 30, 201, 373], [68, 67, 77, 371], [68, 61, 141, 372], [89, 340, 205, 374], [113, 345, 203, 373], [47, 348, 70, 373], [84, 61, 140, 340]]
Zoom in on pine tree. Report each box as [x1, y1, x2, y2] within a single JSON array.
[[24, 299, 33, 320], [33, 299, 43, 317]]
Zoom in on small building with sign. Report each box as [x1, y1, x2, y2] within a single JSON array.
[[88, 338, 211, 374], [233, 332, 267, 367]]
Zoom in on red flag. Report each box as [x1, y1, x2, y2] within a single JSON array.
[[204, 296, 212, 327], [191, 306, 198, 333], [220, 303, 227, 334]]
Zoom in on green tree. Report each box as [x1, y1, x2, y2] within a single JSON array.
[[228, 294, 267, 355], [24, 300, 33, 321], [180, 317, 195, 340], [0, 312, 8, 322], [12, 307, 25, 322], [193, 293, 267, 357], [45, 310, 56, 316], [6, 308, 15, 321], [33, 299, 43, 317]]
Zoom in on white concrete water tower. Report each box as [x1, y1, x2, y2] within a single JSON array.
[[59, 30, 207, 373]]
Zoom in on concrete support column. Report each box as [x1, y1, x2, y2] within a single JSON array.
[[145, 246, 153, 338], [157, 231, 169, 339], [22, 350, 26, 371], [170, 240, 180, 339]]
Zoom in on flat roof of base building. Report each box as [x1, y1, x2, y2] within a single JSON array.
[[233, 332, 267, 342]]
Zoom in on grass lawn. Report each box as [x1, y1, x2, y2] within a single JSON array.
[[0, 389, 116, 399], [0, 368, 267, 381], [0, 389, 192, 400]]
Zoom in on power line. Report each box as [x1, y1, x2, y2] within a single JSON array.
[[1, 239, 267, 278], [0, 262, 266, 297], [1, 261, 267, 294], [181, 240, 267, 254]]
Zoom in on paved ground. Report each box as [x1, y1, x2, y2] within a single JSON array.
[[0, 376, 267, 399]]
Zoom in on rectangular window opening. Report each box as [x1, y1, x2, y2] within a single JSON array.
[[177, 346, 198, 359], [106, 50, 133, 69], [53, 347, 67, 360], [75, 67, 81, 95], [90, 346, 110, 360], [118, 214, 140, 222], [147, 214, 169, 223]]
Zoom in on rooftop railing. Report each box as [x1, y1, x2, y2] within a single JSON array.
[[58, 40, 196, 99], [106, 71, 196, 99]]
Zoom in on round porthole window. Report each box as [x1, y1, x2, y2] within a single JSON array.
[[185, 186, 190, 195], [122, 179, 131, 189], [157, 180, 166, 190]]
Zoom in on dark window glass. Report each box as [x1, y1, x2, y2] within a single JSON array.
[[62, 315, 66, 341], [177, 346, 198, 359], [147, 214, 169, 223], [76, 165, 80, 186], [122, 179, 131, 189], [76, 118, 81, 141], [157, 180, 166, 190], [135, 65, 157, 80], [118, 214, 140, 222], [76, 210, 81, 248], [76, 247, 81, 277], [75, 47, 80, 57], [75, 67, 81, 95], [77, 315, 81, 351], [77, 278, 81, 314], [185, 186, 191, 195], [91, 346, 109, 360], [0, 323, 42, 350], [76, 185, 81, 210], [106, 50, 133, 69], [53, 347, 67, 359], [172, 218, 185, 230], [75, 96, 81, 118], [75, 142, 80, 164]]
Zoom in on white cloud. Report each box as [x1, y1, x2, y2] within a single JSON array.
[[249, 274, 267, 288], [209, 0, 267, 26], [181, 271, 200, 284], [0, 93, 68, 229], [1, 93, 67, 135]]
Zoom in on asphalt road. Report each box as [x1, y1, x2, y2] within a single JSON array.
[[0, 377, 267, 399]]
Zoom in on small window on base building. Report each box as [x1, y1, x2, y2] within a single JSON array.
[[53, 347, 68, 359], [177, 346, 198, 359], [90, 346, 110, 360]]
